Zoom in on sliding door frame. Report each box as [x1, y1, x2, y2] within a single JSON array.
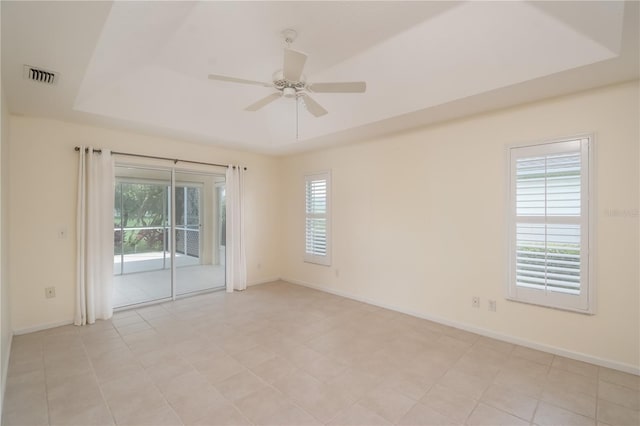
[[113, 160, 226, 310]]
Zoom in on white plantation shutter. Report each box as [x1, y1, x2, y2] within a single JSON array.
[[508, 137, 592, 313], [305, 172, 331, 265]]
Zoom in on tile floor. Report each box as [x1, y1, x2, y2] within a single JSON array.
[[3, 281, 639, 426]]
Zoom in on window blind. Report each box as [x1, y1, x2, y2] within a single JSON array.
[[515, 152, 582, 294], [304, 172, 331, 265], [508, 137, 591, 313]]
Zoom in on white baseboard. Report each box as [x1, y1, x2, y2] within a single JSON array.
[[13, 319, 74, 336], [248, 277, 280, 287], [283, 277, 640, 376]]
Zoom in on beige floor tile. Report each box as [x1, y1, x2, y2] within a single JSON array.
[[552, 356, 599, 378], [327, 368, 382, 400], [474, 336, 515, 355], [180, 344, 227, 367], [214, 370, 267, 401], [300, 354, 349, 382], [327, 403, 392, 425], [190, 402, 252, 426], [256, 404, 321, 426], [6, 368, 45, 389], [103, 387, 169, 425], [165, 386, 227, 424], [511, 345, 555, 366], [45, 355, 93, 380], [3, 282, 631, 426], [542, 382, 597, 418], [273, 369, 324, 399], [136, 346, 181, 368], [7, 357, 44, 377], [438, 368, 492, 399], [92, 357, 143, 384], [49, 400, 114, 426], [298, 390, 356, 424], [599, 368, 640, 391], [198, 354, 246, 383], [3, 382, 48, 413], [598, 380, 640, 410], [466, 402, 529, 426], [112, 313, 144, 328], [159, 370, 221, 401], [420, 383, 477, 423], [546, 367, 598, 396], [493, 368, 545, 398], [452, 353, 500, 381], [47, 378, 104, 411], [115, 320, 153, 336], [234, 386, 292, 423], [480, 383, 537, 421], [385, 368, 439, 401], [2, 405, 49, 426], [406, 350, 452, 379], [274, 371, 354, 423], [146, 357, 196, 387], [232, 344, 276, 368], [597, 399, 640, 426], [280, 343, 325, 367], [250, 355, 297, 384], [99, 371, 152, 398], [219, 333, 260, 355], [502, 355, 550, 378], [116, 404, 182, 426], [358, 385, 417, 423], [397, 402, 460, 425], [534, 401, 596, 426]]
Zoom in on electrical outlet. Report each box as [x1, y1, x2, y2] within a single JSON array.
[[472, 296, 480, 308], [45, 287, 56, 299], [335, 268, 340, 278], [488, 300, 497, 312]]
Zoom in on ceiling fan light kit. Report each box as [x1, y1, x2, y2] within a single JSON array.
[[207, 28, 366, 120]]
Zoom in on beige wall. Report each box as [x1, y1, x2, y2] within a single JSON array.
[[1, 85, 11, 417], [8, 117, 280, 332], [280, 81, 640, 372]]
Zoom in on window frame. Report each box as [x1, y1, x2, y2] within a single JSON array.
[[506, 134, 595, 314], [304, 170, 331, 266]]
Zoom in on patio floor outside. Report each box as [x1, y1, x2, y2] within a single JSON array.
[[113, 250, 225, 307]]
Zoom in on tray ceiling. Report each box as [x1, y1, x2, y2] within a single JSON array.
[[2, 1, 638, 154]]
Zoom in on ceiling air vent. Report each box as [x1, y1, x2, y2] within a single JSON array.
[[23, 65, 58, 85]]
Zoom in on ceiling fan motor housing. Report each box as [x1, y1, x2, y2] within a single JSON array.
[[283, 87, 297, 98]]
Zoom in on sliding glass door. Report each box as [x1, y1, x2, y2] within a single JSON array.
[[113, 167, 172, 307], [175, 171, 226, 296], [113, 165, 225, 308]]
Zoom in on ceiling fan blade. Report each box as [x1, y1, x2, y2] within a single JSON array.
[[245, 93, 281, 111], [307, 82, 366, 93], [302, 94, 328, 117], [208, 74, 272, 88], [283, 48, 307, 82]]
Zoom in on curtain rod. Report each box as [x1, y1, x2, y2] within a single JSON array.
[[74, 146, 247, 170]]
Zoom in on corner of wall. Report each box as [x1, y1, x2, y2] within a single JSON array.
[[0, 75, 14, 420]]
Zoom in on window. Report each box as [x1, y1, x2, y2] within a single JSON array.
[[305, 171, 331, 265], [507, 136, 593, 313]]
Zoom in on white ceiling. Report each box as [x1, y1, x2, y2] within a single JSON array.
[[2, 1, 638, 155]]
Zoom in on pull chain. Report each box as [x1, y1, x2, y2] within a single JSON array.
[[296, 96, 299, 140]]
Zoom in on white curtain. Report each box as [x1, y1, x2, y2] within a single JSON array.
[[226, 165, 247, 292], [75, 147, 115, 325]]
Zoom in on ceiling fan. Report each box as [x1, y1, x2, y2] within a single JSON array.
[[208, 29, 366, 117]]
